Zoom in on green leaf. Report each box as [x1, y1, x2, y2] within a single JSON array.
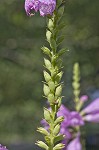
[[45, 136, 51, 145], [58, 48, 68, 57], [57, 36, 65, 46], [57, 5, 65, 20], [54, 134, 65, 144], [50, 38, 56, 53]]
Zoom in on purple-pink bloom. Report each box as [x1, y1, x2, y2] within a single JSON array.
[[0, 144, 8, 150], [40, 119, 49, 130], [25, 0, 39, 15], [39, 0, 56, 16], [57, 105, 70, 127], [83, 110, 99, 123], [25, 0, 56, 16], [80, 95, 88, 102], [69, 111, 84, 127], [57, 105, 84, 128], [82, 98, 99, 114], [66, 133, 82, 150]]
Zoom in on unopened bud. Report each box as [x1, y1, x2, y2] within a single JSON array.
[[53, 143, 65, 150], [44, 58, 51, 70], [46, 30, 52, 43], [48, 19, 54, 31], [55, 85, 62, 97], [55, 71, 63, 83], [43, 84, 50, 96], [48, 81, 55, 92], [41, 46, 51, 57], [43, 71, 51, 82], [37, 127, 49, 136], [44, 108, 51, 122], [53, 124, 60, 135], [48, 93, 55, 103], [36, 141, 48, 150], [54, 116, 64, 125]]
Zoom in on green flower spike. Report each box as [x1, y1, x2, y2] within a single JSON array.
[[37, 0, 66, 149]]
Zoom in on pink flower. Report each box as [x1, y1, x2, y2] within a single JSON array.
[[83, 110, 99, 123], [25, 0, 56, 16], [82, 98, 99, 114], [0, 144, 8, 150], [66, 133, 82, 150], [80, 95, 88, 102]]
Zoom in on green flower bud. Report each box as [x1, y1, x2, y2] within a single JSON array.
[[43, 71, 51, 83], [44, 108, 51, 122], [48, 93, 55, 103], [55, 71, 63, 83], [46, 30, 52, 43], [41, 46, 51, 57], [36, 141, 48, 150], [73, 90, 80, 97], [44, 58, 51, 70], [57, 97, 62, 108], [53, 124, 60, 135], [55, 85, 62, 97], [48, 81, 55, 92], [53, 143, 65, 150], [51, 70, 57, 78], [72, 82, 80, 90], [37, 127, 49, 136], [43, 84, 50, 96], [48, 19, 54, 31], [54, 116, 64, 125]]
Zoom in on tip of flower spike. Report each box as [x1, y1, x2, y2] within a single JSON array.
[[25, 0, 56, 17]]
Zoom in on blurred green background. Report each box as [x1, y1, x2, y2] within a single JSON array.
[[0, 0, 99, 149]]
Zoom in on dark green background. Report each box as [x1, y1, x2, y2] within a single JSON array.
[[0, 0, 99, 149]]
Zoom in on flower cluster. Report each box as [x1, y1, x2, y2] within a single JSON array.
[[25, 0, 56, 16], [0, 144, 8, 150], [41, 97, 99, 150]]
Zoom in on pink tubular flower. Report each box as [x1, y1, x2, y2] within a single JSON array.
[[24, 0, 56, 16], [0, 144, 8, 150], [69, 111, 84, 127], [82, 98, 99, 114], [83, 110, 99, 123], [80, 95, 88, 102], [39, 0, 56, 16], [67, 133, 82, 150], [57, 105, 84, 128], [25, 0, 39, 15]]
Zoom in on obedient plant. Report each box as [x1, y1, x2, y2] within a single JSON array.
[[25, 0, 66, 149], [41, 63, 99, 150], [0, 144, 8, 150], [1, 0, 99, 149], [24, 0, 99, 150]]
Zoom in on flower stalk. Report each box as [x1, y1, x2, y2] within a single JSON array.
[[37, 0, 66, 149]]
